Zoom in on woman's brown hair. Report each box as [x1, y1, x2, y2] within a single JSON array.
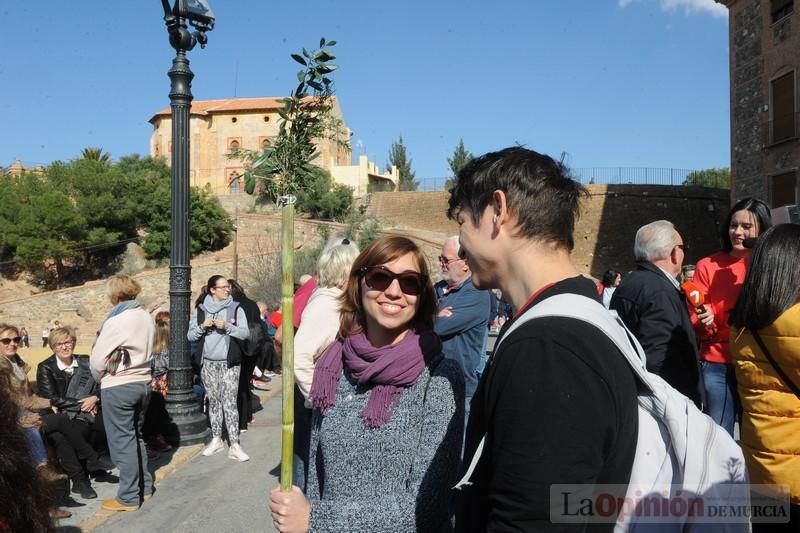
[[338, 236, 436, 338], [152, 312, 171, 354]]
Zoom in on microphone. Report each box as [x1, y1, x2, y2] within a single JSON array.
[[681, 281, 708, 314], [743, 237, 758, 249]]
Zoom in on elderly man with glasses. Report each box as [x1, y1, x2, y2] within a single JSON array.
[[610, 220, 705, 408], [434, 236, 492, 434]]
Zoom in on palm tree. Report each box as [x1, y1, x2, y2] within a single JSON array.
[[80, 147, 111, 164]]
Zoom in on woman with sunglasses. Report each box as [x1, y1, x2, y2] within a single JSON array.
[[270, 236, 465, 533], [188, 274, 250, 462], [691, 198, 771, 436]]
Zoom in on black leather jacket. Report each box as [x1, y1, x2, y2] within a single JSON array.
[[36, 354, 99, 411]]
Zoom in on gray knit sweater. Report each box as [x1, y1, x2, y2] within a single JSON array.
[[306, 356, 465, 532]]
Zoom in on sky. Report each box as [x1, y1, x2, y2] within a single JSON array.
[[0, 0, 731, 183]]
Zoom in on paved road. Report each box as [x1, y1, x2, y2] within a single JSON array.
[[63, 384, 284, 532]]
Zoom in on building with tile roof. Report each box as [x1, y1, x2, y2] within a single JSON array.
[[149, 96, 397, 196]]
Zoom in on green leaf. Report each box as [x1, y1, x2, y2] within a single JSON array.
[[319, 37, 325, 48], [244, 172, 256, 195], [302, 48, 311, 58], [327, 40, 337, 47], [297, 70, 305, 83], [307, 80, 323, 91], [291, 54, 307, 66]]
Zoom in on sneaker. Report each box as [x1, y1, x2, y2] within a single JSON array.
[[252, 379, 271, 391], [227, 443, 250, 462], [101, 498, 139, 512], [72, 479, 98, 499], [202, 437, 225, 457]]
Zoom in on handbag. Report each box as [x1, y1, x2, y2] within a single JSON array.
[[105, 346, 131, 376], [752, 330, 800, 399]]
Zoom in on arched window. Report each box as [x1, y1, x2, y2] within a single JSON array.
[[230, 172, 241, 194], [229, 140, 240, 152]]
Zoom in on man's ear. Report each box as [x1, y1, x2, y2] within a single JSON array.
[[490, 190, 511, 227]]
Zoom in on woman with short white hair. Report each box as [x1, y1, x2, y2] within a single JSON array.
[[292, 237, 360, 491]]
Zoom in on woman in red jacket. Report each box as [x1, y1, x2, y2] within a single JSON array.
[[692, 197, 771, 435]]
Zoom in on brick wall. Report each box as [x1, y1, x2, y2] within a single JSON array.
[[367, 186, 731, 277]]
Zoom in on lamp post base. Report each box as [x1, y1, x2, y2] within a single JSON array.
[[164, 390, 210, 446]]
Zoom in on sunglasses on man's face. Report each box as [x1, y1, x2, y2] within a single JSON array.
[[0, 337, 21, 345], [359, 266, 427, 296]]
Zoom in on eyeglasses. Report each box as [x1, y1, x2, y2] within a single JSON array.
[[0, 337, 21, 345], [359, 266, 427, 296], [213, 285, 230, 290], [438, 255, 464, 266], [55, 341, 75, 348], [675, 244, 688, 252]]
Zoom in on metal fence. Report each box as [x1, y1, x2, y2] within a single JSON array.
[[200, 167, 727, 196], [376, 167, 725, 193]]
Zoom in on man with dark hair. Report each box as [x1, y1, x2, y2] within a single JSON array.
[[449, 147, 639, 532]]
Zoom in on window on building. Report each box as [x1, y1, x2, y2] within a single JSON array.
[[771, 0, 794, 23], [771, 171, 798, 207], [230, 173, 241, 194], [261, 138, 270, 150], [229, 140, 240, 152], [771, 72, 796, 143]]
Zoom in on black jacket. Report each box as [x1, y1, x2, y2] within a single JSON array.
[[609, 261, 705, 407], [36, 354, 99, 411], [456, 276, 639, 532]]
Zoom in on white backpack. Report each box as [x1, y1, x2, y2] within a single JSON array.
[[456, 293, 749, 532]]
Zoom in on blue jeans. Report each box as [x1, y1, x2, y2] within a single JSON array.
[[102, 381, 152, 506], [702, 361, 739, 437], [24, 427, 48, 465]]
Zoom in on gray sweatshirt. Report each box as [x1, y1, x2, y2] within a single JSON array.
[[187, 296, 249, 362], [306, 357, 465, 532]]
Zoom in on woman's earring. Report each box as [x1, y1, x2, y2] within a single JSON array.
[[492, 215, 498, 224]]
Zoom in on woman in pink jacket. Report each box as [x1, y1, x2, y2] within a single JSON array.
[[90, 275, 155, 513]]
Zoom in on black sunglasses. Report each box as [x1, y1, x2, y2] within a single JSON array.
[[0, 337, 21, 345], [359, 266, 427, 296]]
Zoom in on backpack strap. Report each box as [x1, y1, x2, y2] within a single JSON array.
[[454, 292, 653, 490], [752, 329, 800, 399]]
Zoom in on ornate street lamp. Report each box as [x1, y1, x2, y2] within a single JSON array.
[[160, 0, 214, 445]]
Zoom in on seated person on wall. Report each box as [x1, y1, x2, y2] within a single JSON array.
[[37, 326, 113, 500]]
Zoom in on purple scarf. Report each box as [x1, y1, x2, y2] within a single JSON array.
[[310, 329, 441, 428]]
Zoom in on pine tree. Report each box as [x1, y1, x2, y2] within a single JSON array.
[[388, 135, 417, 191], [446, 138, 473, 189]]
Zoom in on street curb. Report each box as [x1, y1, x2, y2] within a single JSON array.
[[78, 380, 283, 532]]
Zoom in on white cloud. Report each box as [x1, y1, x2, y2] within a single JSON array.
[[619, 0, 728, 18]]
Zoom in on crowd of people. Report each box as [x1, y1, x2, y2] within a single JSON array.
[[270, 147, 798, 532], [0, 271, 280, 529], [1, 146, 798, 532]]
